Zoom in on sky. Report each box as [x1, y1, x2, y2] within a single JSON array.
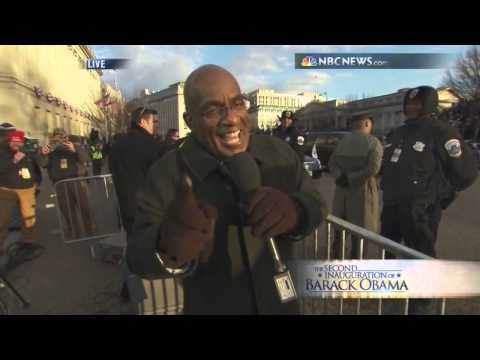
[[91, 45, 472, 101]]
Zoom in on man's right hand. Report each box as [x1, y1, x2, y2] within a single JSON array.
[[40, 145, 51, 155], [157, 175, 217, 267]]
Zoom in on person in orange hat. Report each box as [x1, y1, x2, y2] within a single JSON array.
[[0, 130, 44, 269]]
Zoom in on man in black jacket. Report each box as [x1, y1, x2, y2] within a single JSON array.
[[38, 128, 93, 240], [108, 107, 161, 235], [381, 86, 478, 314], [108, 107, 162, 307], [272, 110, 306, 161], [127, 65, 328, 314], [0, 130, 44, 268]]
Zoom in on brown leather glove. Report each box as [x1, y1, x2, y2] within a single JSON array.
[[246, 187, 300, 239], [158, 175, 218, 267]]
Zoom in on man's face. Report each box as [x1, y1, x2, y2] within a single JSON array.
[[281, 117, 293, 129], [185, 69, 251, 158], [9, 141, 24, 152], [404, 99, 423, 120], [141, 114, 156, 135]]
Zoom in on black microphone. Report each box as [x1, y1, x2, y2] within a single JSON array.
[[222, 152, 298, 303]]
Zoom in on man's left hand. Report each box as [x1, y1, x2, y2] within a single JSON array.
[[64, 141, 76, 152], [247, 187, 299, 239]]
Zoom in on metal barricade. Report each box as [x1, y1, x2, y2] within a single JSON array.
[[53, 174, 184, 315], [54, 174, 123, 244], [299, 214, 449, 315]]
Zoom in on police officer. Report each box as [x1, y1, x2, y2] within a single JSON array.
[[381, 86, 478, 313], [272, 110, 305, 161], [381, 86, 478, 258], [90, 139, 104, 176]]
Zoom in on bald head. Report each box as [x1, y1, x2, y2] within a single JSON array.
[[183, 64, 251, 159], [184, 65, 241, 113]]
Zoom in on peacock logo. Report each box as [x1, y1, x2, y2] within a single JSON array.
[[301, 56, 317, 67]]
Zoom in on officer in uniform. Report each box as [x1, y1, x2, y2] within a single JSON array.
[[381, 86, 478, 313], [272, 110, 305, 161], [381, 86, 478, 258]]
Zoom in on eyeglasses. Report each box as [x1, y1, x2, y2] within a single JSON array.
[[201, 96, 250, 121]]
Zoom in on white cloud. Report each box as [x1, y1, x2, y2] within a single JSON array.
[[231, 45, 337, 93], [279, 45, 377, 52], [277, 72, 330, 94], [91, 45, 205, 99], [229, 45, 392, 93]]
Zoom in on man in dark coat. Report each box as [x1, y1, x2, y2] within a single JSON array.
[[38, 128, 93, 239], [272, 110, 306, 161], [108, 107, 165, 309], [380, 86, 478, 314], [108, 107, 161, 235], [127, 65, 328, 315]]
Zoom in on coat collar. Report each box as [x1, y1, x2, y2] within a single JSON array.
[[128, 126, 154, 138], [178, 134, 267, 182]]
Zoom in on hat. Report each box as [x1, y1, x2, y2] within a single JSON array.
[[280, 110, 295, 120], [404, 86, 439, 115], [7, 130, 25, 143], [281, 110, 294, 120]]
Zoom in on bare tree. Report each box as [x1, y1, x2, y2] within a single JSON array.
[[443, 46, 480, 100]]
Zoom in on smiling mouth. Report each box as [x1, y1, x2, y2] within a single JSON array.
[[217, 130, 242, 146]]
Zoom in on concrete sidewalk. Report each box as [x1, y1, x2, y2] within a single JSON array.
[[1, 168, 134, 315]]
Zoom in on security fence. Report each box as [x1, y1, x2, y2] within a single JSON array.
[[297, 214, 447, 315], [53, 174, 183, 315], [52, 175, 475, 315], [54, 175, 123, 244]]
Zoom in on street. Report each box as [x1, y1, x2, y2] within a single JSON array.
[[2, 168, 480, 315], [301, 174, 480, 315]]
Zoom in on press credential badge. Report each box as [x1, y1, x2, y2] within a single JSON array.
[[20, 168, 31, 179], [274, 271, 297, 303], [390, 148, 402, 163]]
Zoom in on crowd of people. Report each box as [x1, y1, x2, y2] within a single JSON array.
[[1, 65, 479, 315], [0, 118, 183, 272]]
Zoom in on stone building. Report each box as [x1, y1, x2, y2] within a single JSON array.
[[127, 82, 190, 138], [295, 87, 461, 136], [246, 88, 326, 130], [0, 45, 118, 143]]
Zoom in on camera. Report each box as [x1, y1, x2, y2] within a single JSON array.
[[48, 134, 69, 151]]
